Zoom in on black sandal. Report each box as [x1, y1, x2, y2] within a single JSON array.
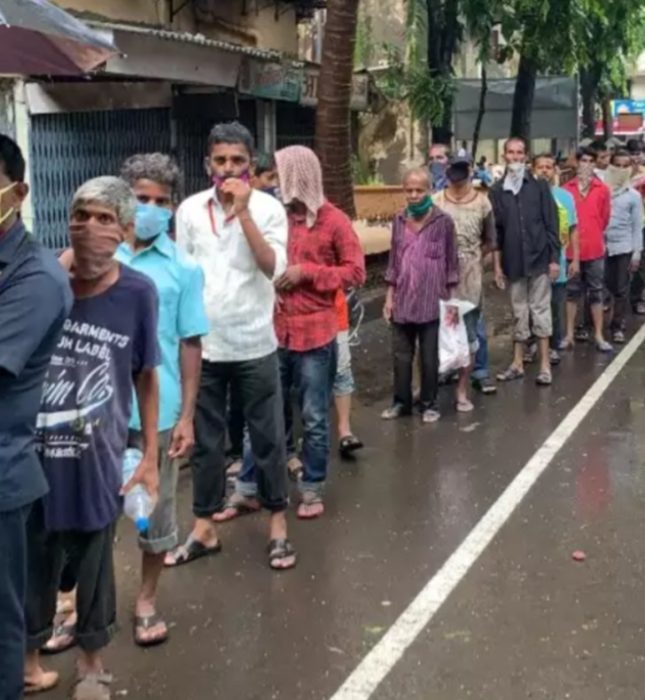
[[339, 435, 364, 459], [164, 536, 222, 568], [268, 539, 297, 571], [41, 620, 77, 655]]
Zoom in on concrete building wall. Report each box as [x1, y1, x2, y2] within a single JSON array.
[[0, 79, 15, 139], [52, 0, 298, 53], [632, 52, 645, 99]]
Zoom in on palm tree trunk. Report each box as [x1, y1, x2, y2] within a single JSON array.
[[510, 53, 537, 142], [314, 0, 360, 218]]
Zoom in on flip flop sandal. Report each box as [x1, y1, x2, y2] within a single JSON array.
[[134, 612, 169, 648], [72, 672, 113, 700], [455, 399, 475, 413], [268, 538, 297, 571], [535, 371, 553, 386], [41, 621, 77, 655], [297, 493, 325, 520], [595, 340, 614, 353], [25, 671, 59, 695], [212, 497, 260, 523], [496, 367, 525, 382], [339, 435, 364, 458], [164, 536, 222, 568]]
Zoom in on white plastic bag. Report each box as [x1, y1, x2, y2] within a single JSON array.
[[439, 299, 476, 375]]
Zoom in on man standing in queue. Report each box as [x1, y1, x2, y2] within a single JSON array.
[[0, 134, 72, 700], [171, 122, 296, 570]]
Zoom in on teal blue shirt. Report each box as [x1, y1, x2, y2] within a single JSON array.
[[115, 234, 209, 432], [552, 186, 578, 285]]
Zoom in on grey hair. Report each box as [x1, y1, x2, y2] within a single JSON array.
[[120, 153, 183, 202], [402, 167, 430, 188], [71, 176, 137, 228], [207, 121, 254, 156]]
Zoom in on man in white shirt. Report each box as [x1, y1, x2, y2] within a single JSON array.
[[169, 122, 296, 571]]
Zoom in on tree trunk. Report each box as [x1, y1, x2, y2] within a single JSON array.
[[510, 53, 537, 142], [426, 0, 459, 145], [472, 64, 488, 160], [314, 0, 360, 218], [602, 96, 613, 140], [579, 67, 599, 139]]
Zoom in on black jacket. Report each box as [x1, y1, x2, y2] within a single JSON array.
[[489, 172, 560, 282]]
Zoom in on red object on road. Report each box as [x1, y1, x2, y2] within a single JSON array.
[[572, 550, 587, 562]]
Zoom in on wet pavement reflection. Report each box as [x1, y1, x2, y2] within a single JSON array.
[[43, 320, 645, 700]]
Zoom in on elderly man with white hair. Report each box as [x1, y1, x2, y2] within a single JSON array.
[[24, 176, 160, 700]]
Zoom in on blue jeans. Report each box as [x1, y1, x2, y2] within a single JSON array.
[[472, 313, 490, 380], [237, 342, 337, 497]]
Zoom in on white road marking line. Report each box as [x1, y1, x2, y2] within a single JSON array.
[[330, 325, 645, 700]]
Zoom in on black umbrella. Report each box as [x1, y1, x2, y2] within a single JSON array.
[[0, 0, 118, 75]]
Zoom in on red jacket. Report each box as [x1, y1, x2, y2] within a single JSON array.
[[563, 177, 611, 261]]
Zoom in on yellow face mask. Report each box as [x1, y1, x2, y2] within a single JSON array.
[[0, 183, 17, 227]]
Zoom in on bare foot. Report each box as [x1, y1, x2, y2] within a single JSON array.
[[25, 668, 59, 694]]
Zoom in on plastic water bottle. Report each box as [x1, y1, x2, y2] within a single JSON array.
[[122, 448, 154, 533]]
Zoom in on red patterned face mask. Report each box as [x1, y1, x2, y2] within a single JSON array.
[[212, 171, 250, 188], [69, 221, 122, 280]]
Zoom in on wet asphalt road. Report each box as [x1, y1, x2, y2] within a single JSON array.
[[43, 306, 645, 700]]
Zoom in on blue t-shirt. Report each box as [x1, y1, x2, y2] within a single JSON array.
[[552, 186, 578, 284], [36, 264, 160, 532], [115, 234, 209, 432], [0, 221, 73, 512]]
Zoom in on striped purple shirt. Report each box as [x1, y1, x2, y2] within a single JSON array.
[[385, 207, 459, 324]]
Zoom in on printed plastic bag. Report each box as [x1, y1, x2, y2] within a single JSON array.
[[439, 299, 476, 375]]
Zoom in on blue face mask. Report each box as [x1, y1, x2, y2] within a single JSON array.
[[430, 161, 447, 187], [261, 186, 280, 199], [135, 202, 173, 242]]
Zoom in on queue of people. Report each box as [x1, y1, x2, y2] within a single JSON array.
[[1, 122, 644, 700]]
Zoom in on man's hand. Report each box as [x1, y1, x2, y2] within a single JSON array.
[[568, 259, 580, 278], [276, 265, 304, 291], [630, 255, 641, 274], [220, 178, 252, 218], [494, 268, 506, 291], [169, 417, 195, 459], [121, 452, 159, 503], [383, 296, 393, 323], [548, 262, 560, 281]]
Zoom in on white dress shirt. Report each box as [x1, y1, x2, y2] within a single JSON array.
[[176, 187, 288, 362]]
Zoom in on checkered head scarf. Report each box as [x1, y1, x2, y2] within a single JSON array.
[[275, 145, 325, 229]]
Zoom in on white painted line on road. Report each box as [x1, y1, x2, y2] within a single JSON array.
[[330, 325, 645, 700]]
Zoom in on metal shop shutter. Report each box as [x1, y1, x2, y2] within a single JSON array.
[[30, 108, 171, 250]]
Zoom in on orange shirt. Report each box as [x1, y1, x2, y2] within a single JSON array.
[[335, 289, 349, 332]]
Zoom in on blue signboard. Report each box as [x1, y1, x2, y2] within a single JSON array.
[[612, 99, 645, 116]]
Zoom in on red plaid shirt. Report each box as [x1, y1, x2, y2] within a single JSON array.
[[275, 201, 366, 352]]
